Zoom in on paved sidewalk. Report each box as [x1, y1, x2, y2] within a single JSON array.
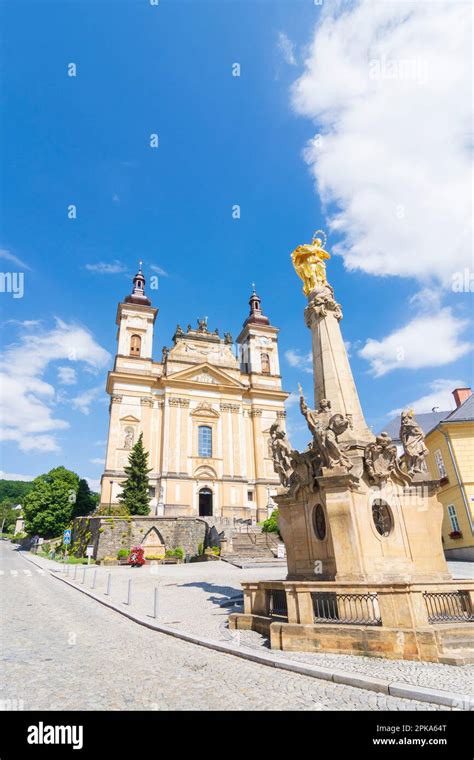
[[23, 550, 474, 703]]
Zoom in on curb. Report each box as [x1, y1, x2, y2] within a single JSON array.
[[19, 552, 472, 710]]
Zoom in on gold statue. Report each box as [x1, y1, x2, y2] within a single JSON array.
[[291, 230, 330, 297]]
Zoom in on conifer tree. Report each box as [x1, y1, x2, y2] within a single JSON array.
[[118, 433, 152, 515]]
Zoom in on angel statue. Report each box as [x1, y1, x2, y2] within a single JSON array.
[[400, 409, 429, 476], [291, 230, 331, 297]]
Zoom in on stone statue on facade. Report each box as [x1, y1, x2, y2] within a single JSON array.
[[269, 422, 293, 488], [124, 427, 134, 450], [400, 409, 429, 476], [224, 332, 233, 345], [364, 432, 398, 484]]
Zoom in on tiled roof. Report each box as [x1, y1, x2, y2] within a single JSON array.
[[444, 393, 474, 422]]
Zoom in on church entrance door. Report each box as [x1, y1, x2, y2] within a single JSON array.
[[199, 488, 213, 517]]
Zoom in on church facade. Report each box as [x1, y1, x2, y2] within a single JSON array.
[[100, 267, 289, 521]]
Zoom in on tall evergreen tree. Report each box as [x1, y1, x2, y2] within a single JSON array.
[[71, 478, 98, 518], [118, 433, 152, 515]]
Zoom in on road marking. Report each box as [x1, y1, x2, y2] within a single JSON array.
[[10, 570, 18, 576], [0, 570, 4, 576], [35, 568, 45, 575], [23, 569, 32, 576]]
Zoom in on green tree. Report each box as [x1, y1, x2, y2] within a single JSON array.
[[23, 467, 81, 538], [0, 501, 19, 533], [118, 433, 151, 515], [72, 478, 98, 518], [261, 508, 280, 536], [0, 479, 33, 505]]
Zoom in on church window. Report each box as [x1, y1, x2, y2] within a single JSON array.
[[261, 352, 270, 375], [198, 425, 212, 458], [247, 490, 254, 502], [130, 334, 141, 357]]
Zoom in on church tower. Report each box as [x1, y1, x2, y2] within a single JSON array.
[[115, 263, 158, 362], [236, 287, 282, 378]]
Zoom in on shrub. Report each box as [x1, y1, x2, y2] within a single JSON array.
[[165, 547, 185, 559], [261, 509, 280, 535], [197, 542, 204, 556], [117, 549, 129, 559]]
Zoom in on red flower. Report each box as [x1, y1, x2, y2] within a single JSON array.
[[128, 546, 145, 566]]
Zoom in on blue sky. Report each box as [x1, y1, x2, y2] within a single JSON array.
[[1, 0, 472, 490]]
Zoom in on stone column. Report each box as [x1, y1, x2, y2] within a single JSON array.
[[305, 296, 372, 442]]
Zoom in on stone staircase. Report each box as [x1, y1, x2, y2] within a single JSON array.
[[221, 529, 286, 569]]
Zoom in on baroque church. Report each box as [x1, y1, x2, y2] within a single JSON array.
[[100, 266, 289, 521]]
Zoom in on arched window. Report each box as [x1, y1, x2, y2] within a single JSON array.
[[130, 334, 141, 357], [261, 352, 270, 375], [198, 425, 212, 458]]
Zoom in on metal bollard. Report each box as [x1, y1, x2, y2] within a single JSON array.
[[73, 564, 77, 581], [81, 566, 86, 583], [124, 578, 132, 606], [105, 572, 111, 596], [153, 587, 159, 619], [91, 569, 97, 589]]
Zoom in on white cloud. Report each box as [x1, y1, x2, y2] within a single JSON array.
[[150, 265, 168, 277], [388, 378, 464, 417], [85, 260, 127, 275], [71, 386, 104, 416], [0, 320, 110, 452], [0, 248, 31, 271], [278, 32, 297, 66], [85, 477, 101, 492], [358, 308, 471, 377], [89, 457, 105, 465], [285, 349, 313, 374], [0, 471, 35, 482], [57, 366, 77, 385], [291, 0, 472, 286]]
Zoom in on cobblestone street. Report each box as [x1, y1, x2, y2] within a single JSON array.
[[0, 543, 458, 711]]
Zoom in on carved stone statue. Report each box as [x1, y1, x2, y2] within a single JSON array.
[[299, 387, 353, 471], [400, 409, 429, 476], [124, 427, 134, 450], [364, 432, 398, 484], [197, 318, 209, 333], [288, 449, 317, 497], [224, 332, 233, 345], [175, 324, 184, 337], [305, 282, 343, 323], [161, 346, 168, 362], [291, 230, 331, 297], [269, 422, 293, 487]]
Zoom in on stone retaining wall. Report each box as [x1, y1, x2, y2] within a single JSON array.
[[72, 516, 209, 561]]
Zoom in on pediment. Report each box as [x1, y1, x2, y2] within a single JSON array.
[[119, 415, 140, 423], [167, 363, 244, 389], [191, 402, 220, 418]]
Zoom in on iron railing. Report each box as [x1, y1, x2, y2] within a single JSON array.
[[312, 592, 382, 626], [268, 589, 288, 620], [423, 591, 474, 623]]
